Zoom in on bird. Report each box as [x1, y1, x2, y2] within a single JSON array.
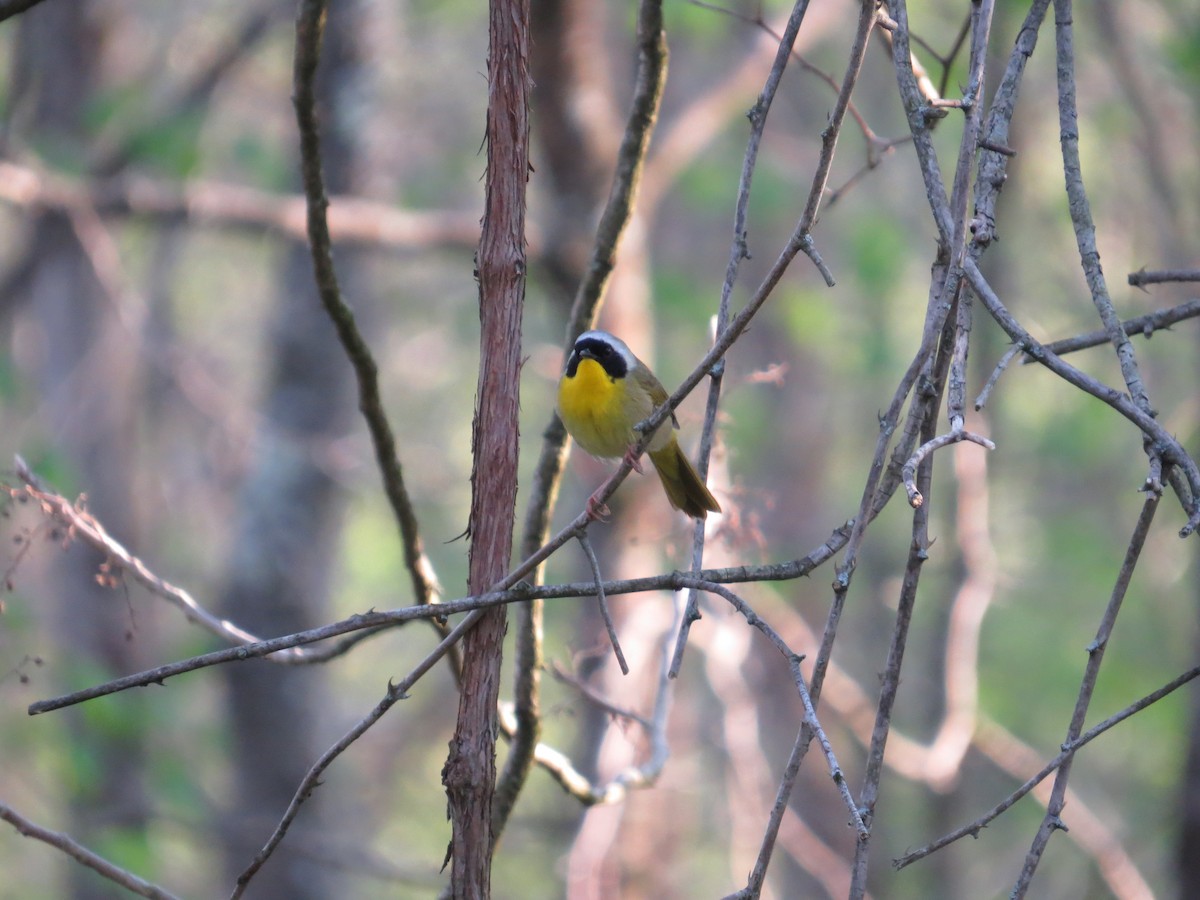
[[557, 330, 721, 520]]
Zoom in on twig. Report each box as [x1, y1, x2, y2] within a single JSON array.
[[27, 518, 852, 715], [975, 343, 1022, 409], [713, 575, 866, 899], [816, 0, 970, 660], [695, 583, 864, 835], [674, 0, 869, 690], [966, 260, 1200, 536], [969, 0, 1052, 249], [292, 0, 443, 616], [530, 570, 687, 810], [589, 0, 880, 510], [1052, 0, 1156, 480], [546, 663, 651, 727], [1018, 298, 1200, 362], [578, 532, 628, 675], [1128, 267, 1200, 288], [797, 0, 879, 237], [0, 802, 181, 900], [9, 456, 298, 656], [231, 608, 486, 898], [902, 430, 995, 508], [849, 359, 944, 897], [733, 722, 821, 900], [0, 161, 483, 251], [886, 0, 954, 242], [897, 648, 1197, 871], [1011, 492, 1159, 897], [670, 0, 820, 681], [943, 0, 996, 433]]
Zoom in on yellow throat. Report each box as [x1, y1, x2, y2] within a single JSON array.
[[557, 357, 630, 458]]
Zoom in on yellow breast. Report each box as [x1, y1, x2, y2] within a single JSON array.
[[558, 358, 637, 458]]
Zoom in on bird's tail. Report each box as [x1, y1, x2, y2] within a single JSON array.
[[649, 439, 721, 519]]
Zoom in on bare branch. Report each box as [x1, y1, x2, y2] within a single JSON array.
[[9, 456, 299, 656], [897, 655, 1200, 870], [1052, 0, 1153, 425], [499, 0, 670, 843], [0, 802, 181, 900], [1019, 298, 1200, 361], [0, 161, 483, 251], [291, 0, 444, 617], [1128, 267, 1200, 287], [577, 532, 629, 676], [231, 609, 487, 898], [967, 259, 1200, 535], [672, 0, 825, 680], [1011, 493, 1159, 897], [902, 430, 995, 509]]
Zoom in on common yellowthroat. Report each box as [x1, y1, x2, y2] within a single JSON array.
[[557, 330, 721, 519]]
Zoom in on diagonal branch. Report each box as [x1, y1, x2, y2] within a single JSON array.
[[895, 658, 1200, 870], [1011, 492, 1159, 897], [0, 802, 181, 900], [292, 0, 443, 616]]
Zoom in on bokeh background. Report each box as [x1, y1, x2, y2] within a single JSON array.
[[0, 0, 1198, 897]]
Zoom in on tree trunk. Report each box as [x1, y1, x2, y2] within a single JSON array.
[[442, 0, 531, 895], [216, 2, 369, 895]]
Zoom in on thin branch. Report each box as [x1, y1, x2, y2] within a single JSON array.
[[885, 0, 954, 243], [27, 517, 853, 715], [0, 161, 484, 251], [671, 0, 820, 680], [1051, 0, 1161, 510], [966, 259, 1200, 535], [697, 583, 866, 839], [292, 0, 443, 617], [0, 802, 181, 900], [897, 654, 1199, 871], [797, 0, 879, 235], [1018, 298, 1200, 362], [970, 0, 1052, 249], [231, 608, 486, 899], [944, 0, 996, 434], [1011, 493, 1159, 897], [8, 456, 301, 657], [1128, 267, 1200, 287], [849, 329, 949, 897], [731, 721, 816, 900], [975, 343, 1023, 410], [578, 532, 628, 676], [581, 2, 881, 514], [901, 430, 995, 509]]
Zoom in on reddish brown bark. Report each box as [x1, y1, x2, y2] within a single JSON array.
[[441, 0, 531, 896]]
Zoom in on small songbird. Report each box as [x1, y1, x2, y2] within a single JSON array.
[[557, 330, 721, 519]]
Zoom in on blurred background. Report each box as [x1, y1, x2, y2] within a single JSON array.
[[0, 0, 1198, 897]]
